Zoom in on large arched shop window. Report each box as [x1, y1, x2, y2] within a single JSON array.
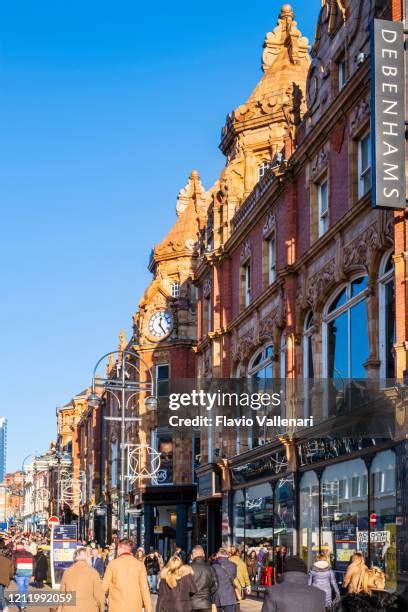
[[299, 471, 319, 569], [275, 474, 296, 557], [323, 275, 369, 379], [321, 458, 368, 578], [378, 252, 395, 380], [245, 483, 274, 550], [232, 489, 246, 547], [371, 449, 396, 586]]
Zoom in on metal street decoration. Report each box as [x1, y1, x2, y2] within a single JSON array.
[[59, 470, 86, 509], [127, 444, 161, 483], [32, 487, 50, 506]]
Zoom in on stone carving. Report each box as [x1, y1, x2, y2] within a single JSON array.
[[262, 5, 309, 71], [343, 223, 381, 272], [311, 148, 329, 180], [350, 98, 370, 136], [258, 307, 286, 343], [231, 329, 255, 364], [262, 212, 276, 238], [240, 240, 252, 264], [306, 258, 336, 308], [176, 170, 206, 216]]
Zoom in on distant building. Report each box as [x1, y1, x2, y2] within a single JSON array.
[[0, 419, 7, 482]]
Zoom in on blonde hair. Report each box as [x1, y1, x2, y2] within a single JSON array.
[[164, 555, 183, 588]]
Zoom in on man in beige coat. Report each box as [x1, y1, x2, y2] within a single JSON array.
[[58, 547, 105, 612], [103, 538, 152, 612]]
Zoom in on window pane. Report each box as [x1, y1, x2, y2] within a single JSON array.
[[351, 276, 368, 297], [322, 459, 368, 585], [385, 279, 396, 378], [245, 483, 273, 550], [275, 474, 296, 557], [299, 471, 319, 569], [157, 365, 169, 380], [328, 311, 348, 378], [350, 299, 368, 378], [328, 289, 347, 313]]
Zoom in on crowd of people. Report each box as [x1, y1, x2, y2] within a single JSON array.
[[0, 531, 407, 611]]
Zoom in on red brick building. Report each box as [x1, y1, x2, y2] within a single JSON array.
[[192, 0, 408, 589]]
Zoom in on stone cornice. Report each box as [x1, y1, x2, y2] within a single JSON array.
[[226, 277, 285, 333]]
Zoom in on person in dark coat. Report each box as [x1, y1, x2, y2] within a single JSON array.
[[90, 548, 105, 578], [261, 556, 326, 612], [156, 554, 197, 612], [144, 549, 160, 594], [31, 546, 49, 587], [190, 545, 218, 612], [0, 542, 14, 610], [211, 548, 238, 612]]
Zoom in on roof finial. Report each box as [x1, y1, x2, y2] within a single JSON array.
[[280, 4, 294, 20]]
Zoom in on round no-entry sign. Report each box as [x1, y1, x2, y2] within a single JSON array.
[[370, 513, 377, 525], [48, 515, 60, 529]]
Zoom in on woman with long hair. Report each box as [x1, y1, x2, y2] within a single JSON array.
[[156, 554, 197, 612], [343, 552, 367, 594]]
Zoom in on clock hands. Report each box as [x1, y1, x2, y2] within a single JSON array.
[[158, 316, 167, 334]]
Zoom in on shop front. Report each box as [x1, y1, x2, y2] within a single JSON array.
[[227, 437, 401, 591]]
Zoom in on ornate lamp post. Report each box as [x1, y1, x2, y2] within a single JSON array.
[[88, 349, 157, 539]]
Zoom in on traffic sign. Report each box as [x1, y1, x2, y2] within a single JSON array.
[[48, 515, 60, 529], [369, 513, 377, 525]]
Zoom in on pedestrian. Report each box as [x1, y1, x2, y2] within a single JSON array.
[[31, 546, 48, 588], [261, 556, 325, 612], [342, 552, 367, 594], [12, 539, 34, 611], [190, 545, 218, 612], [90, 547, 105, 578], [174, 546, 186, 563], [261, 547, 276, 587], [103, 538, 152, 612], [0, 541, 14, 612], [144, 547, 160, 593], [135, 548, 145, 563], [308, 555, 340, 611], [156, 554, 197, 611], [275, 545, 286, 577], [212, 547, 239, 612], [57, 547, 104, 612], [246, 550, 257, 587], [229, 546, 251, 600]]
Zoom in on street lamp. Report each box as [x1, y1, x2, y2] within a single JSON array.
[[88, 349, 157, 539]]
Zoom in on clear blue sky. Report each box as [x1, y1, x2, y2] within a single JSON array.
[[0, 1, 320, 471]]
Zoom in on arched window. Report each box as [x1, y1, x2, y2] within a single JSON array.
[[248, 345, 274, 383], [299, 471, 319, 568], [378, 252, 395, 380], [323, 276, 369, 379]]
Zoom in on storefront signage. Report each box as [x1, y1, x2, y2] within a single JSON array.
[[231, 450, 287, 484], [197, 471, 221, 499], [298, 437, 385, 467], [370, 19, 406, 210], [358, 530, 390, 544]]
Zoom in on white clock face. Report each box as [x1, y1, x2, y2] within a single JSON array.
[[148, 310, 173, 339]]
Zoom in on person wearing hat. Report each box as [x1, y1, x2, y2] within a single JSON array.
[[261, 556, 325, 612]]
